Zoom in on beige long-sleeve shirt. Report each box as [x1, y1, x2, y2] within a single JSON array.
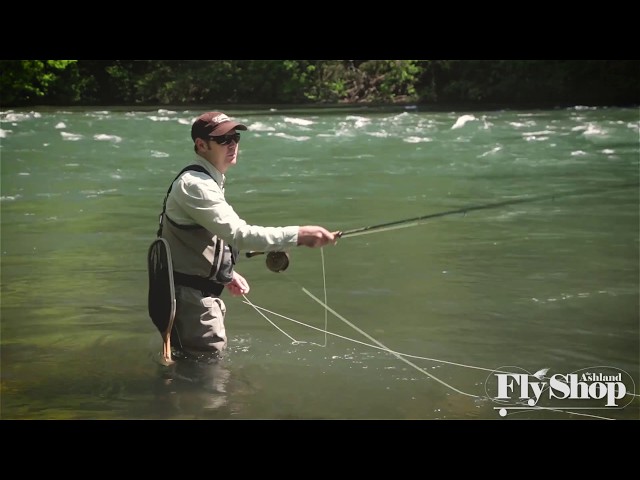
[[164, 156, 299, 251]]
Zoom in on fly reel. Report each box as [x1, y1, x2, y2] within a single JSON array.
[[245, 250, 290, 273], [265, 251, 290, 273]]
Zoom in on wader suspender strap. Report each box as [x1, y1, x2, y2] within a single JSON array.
[[156, 164, 213, 237]]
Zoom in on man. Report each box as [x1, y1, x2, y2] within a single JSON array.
[[156, 111, 338, 360]]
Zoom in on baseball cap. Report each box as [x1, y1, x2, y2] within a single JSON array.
[[191, 111, 248, 141]]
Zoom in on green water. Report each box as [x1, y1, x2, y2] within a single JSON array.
[[1, 106, 638, 420]]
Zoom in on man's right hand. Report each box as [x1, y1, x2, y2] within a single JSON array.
[[297, 226, 340, 248]]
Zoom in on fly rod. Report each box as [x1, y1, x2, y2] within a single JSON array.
[[245, 181, 638, 267]]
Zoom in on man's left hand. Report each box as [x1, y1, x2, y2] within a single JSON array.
[[226, 271, 250, 296]]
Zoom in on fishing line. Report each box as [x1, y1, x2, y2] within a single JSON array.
[[251, 253, 514, 374], [240, 248, 331, 348], [242, 258, 510, 392], [240, 182, 639, 417], [301, 287, 479, 397], [298, 290, 635, 420], [243, 299, 509, 374], [241, 295, 302, 344], [243, 299, 640, 399], [240, 295, 620, 420], [320, 247, 328, 347], [242, 289, 480, 398], [241, 247, 636, 419]]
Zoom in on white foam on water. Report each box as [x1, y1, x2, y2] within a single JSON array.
[[94, 134, 122, 143], [404, 136, 433, 143], [284, 117, 314, 126], [248, 121, 276, 132], [61, 132, 83, 141], [451, 114, 477, 129], [273, 132, 310, 141]]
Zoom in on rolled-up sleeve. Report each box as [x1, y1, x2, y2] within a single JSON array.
[[168, 172, 299, 251]]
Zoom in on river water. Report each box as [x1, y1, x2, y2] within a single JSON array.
[[1, 105, 638, 420]]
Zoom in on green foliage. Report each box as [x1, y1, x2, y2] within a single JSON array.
[[0, 60, 77, 106], [301, 60, 422, 103], [1, 60, 637, 108], [416, 60, 640, 107], [282, 61, 318, 101]]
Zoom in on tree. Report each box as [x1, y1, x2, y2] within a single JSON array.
[[0, 60, 77, 107]]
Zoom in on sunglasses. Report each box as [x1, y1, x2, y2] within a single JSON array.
[[209, 133, 241, 145]]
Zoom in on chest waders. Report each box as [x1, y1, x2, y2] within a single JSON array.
[[147, 165, 237, 364]]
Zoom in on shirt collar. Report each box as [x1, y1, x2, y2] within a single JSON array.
[[194, 156, 225, 188]]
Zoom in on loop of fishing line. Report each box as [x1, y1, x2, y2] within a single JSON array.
[[242, 247, 330, 347], [240, 246, 636, 420], [242, 293, 623, 419]]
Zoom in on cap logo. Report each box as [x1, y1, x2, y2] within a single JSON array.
[[211, 113, 231, 124]]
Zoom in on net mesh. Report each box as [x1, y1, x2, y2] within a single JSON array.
[[147, 238, 176, 336]]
